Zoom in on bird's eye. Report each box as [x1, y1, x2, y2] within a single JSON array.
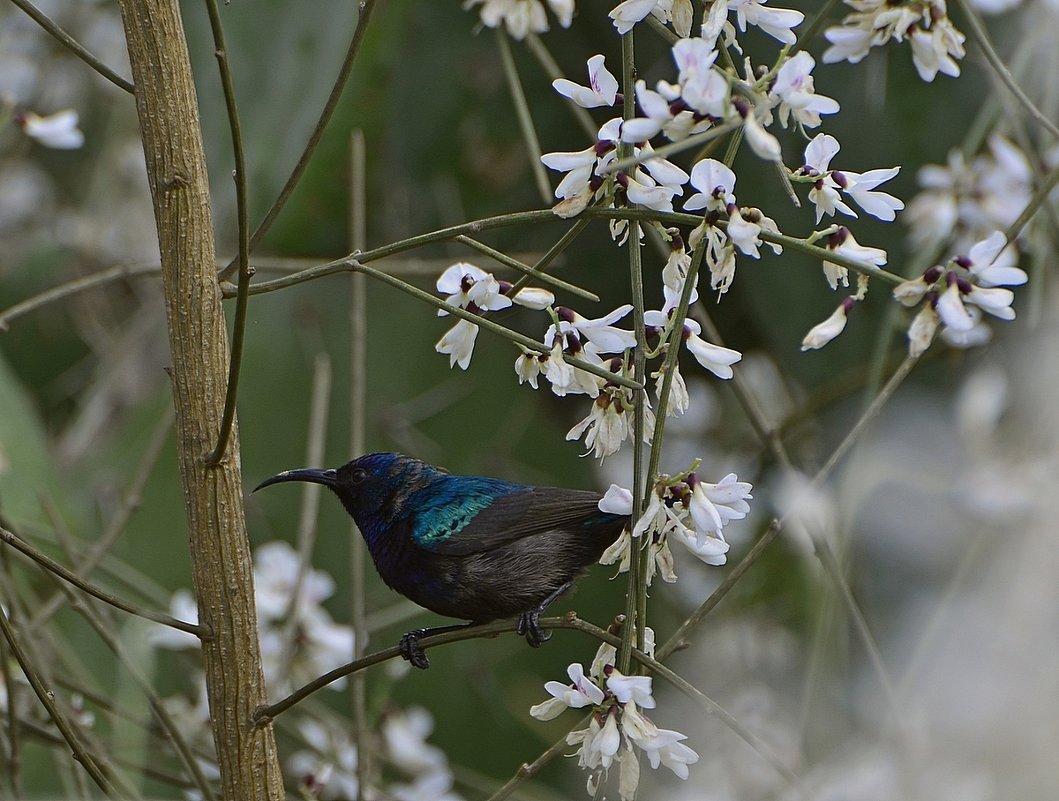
[[351, 467, 367, 484]]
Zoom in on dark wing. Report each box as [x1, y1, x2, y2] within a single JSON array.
[[415, 487, 619, 556]]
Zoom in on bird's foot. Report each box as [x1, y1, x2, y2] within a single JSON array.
[[516, 610, 551, 648], [398, 630, 431, 670]]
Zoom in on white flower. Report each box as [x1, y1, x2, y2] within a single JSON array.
[[254, 541, 336, 620], [909, 19, 965, 82], [288, 719, 359, 801], [514, 348, 543, 388], [771, 52, 840, 129], [802, 135, 902, 222], [598, 483, 634, 516], [822, 24, 875, 65], [936, 274, 975, 331], [530, 663, 606, 720], [684, 158, 737, 213], [728, 0, 804, 44], [609, 0, 667, 34], [824, 227, 887, 289], [967, 285, 1016, 321], [620, 703, 699, 780], [435, 318, 480, 370], [553, 55, 619, 109], [652, 362, 690, 416], [673, 38, 730, 118], [383, 707, 446, 774], [842, 168, 904, 221], [465, 0, 571, 39], [940, 305, 993, 348], [801, 298, 853, 351], [686, 472, 750, 537], [551, 305, 637, 353], [742, 105, 783, 162], [436, 262, 512, 314], [16, 109, 84, 149], [964, 231, 1027, 287], [683, 319, 742, 379], [908, 304, 939, 357], [566, 394, 628, 460], [606, 670, 656, 708], [726, 207, 763, 257], [672, 527, 730, 565]]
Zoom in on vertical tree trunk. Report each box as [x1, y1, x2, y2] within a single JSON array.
[[116, 2, 284, 799]]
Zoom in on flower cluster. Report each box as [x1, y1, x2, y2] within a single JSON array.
[[823, 0, 967, 82], [597, 464, 752, 582], [530, 633, 698, 800], [904, 135, 1033, 251], [463, 0, 574, 39], [435, 245, 742, 462], [893, 230, 1028, 354], [434, 261, 554, 369], [152, 541, 354, 695], [289, 707, 463, 801]]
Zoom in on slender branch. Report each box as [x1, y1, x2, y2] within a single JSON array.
[[507, 217, 592, 296], [61, 591, 219, 801], [218, 0, 378, 279], [497, 30, 552, 205], [8, 0, 134, 93], [600, 121, 742, 175], [1004, 161, 1059, 243], [954, 0, 1059, 141], [0, 526, 203, 636], [348, 128, 370, 801], [31, 405, 174, 631], [203, 0, 251, 467], [453, 234, 600, 301], [618, 26, 648, 673], [483, 718, 590, 801], [0, 604, 117, 797], [0, 264, 160, 332], [524, 34, 597, 140]]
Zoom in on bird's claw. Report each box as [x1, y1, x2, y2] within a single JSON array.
[[399, 630, 431, 670], [517, 610, 551, 648]]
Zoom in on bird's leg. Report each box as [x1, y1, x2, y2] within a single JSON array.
[[516, 580, 573, 649], [398, 622, 475, 670]]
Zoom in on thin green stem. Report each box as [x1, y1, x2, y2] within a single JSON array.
[[203, 0, 251, 467], [348, 129, 371, 801], [453, 234, 600, 301], [0, 526, 203, 637], [524, 33, 597, 140], [218, 0, 378, 279], [508, 217, 593, 296], [618, 27, 648, 673], [497, 30, 552, 205], [0, 604, 117, 797], [63, 592, 218, 801], [954, 0, 1059, 141], [8, 0, 134, 93]]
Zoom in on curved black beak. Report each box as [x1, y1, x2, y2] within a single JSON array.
[[253, 467, 338, 493]]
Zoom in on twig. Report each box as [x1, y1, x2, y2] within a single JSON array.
[[954, 0, 1059, 141], [0, 526, 202, 636], [524, 33, 597, 140], [61, 589, 219, 801], [203, 0, 251, 468], [497, 30, 553, 205], [31, 406, 174, 631], [348, 128, 371, 801], [8, 0, 134, 93], [507, 217, 592, 297], [218, 0, 378, 280], [482, 719, 588, 801], [0, 604, 117, 797], [453, 234, 600, 301], [0, 264, 160, 332]]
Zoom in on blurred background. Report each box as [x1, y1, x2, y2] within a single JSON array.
[[1, 0, 1057, 798]]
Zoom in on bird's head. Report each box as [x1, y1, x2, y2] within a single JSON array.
[[253, 452, 441, 527]]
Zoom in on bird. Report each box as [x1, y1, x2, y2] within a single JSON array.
[[254, 452, 629, 669]]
